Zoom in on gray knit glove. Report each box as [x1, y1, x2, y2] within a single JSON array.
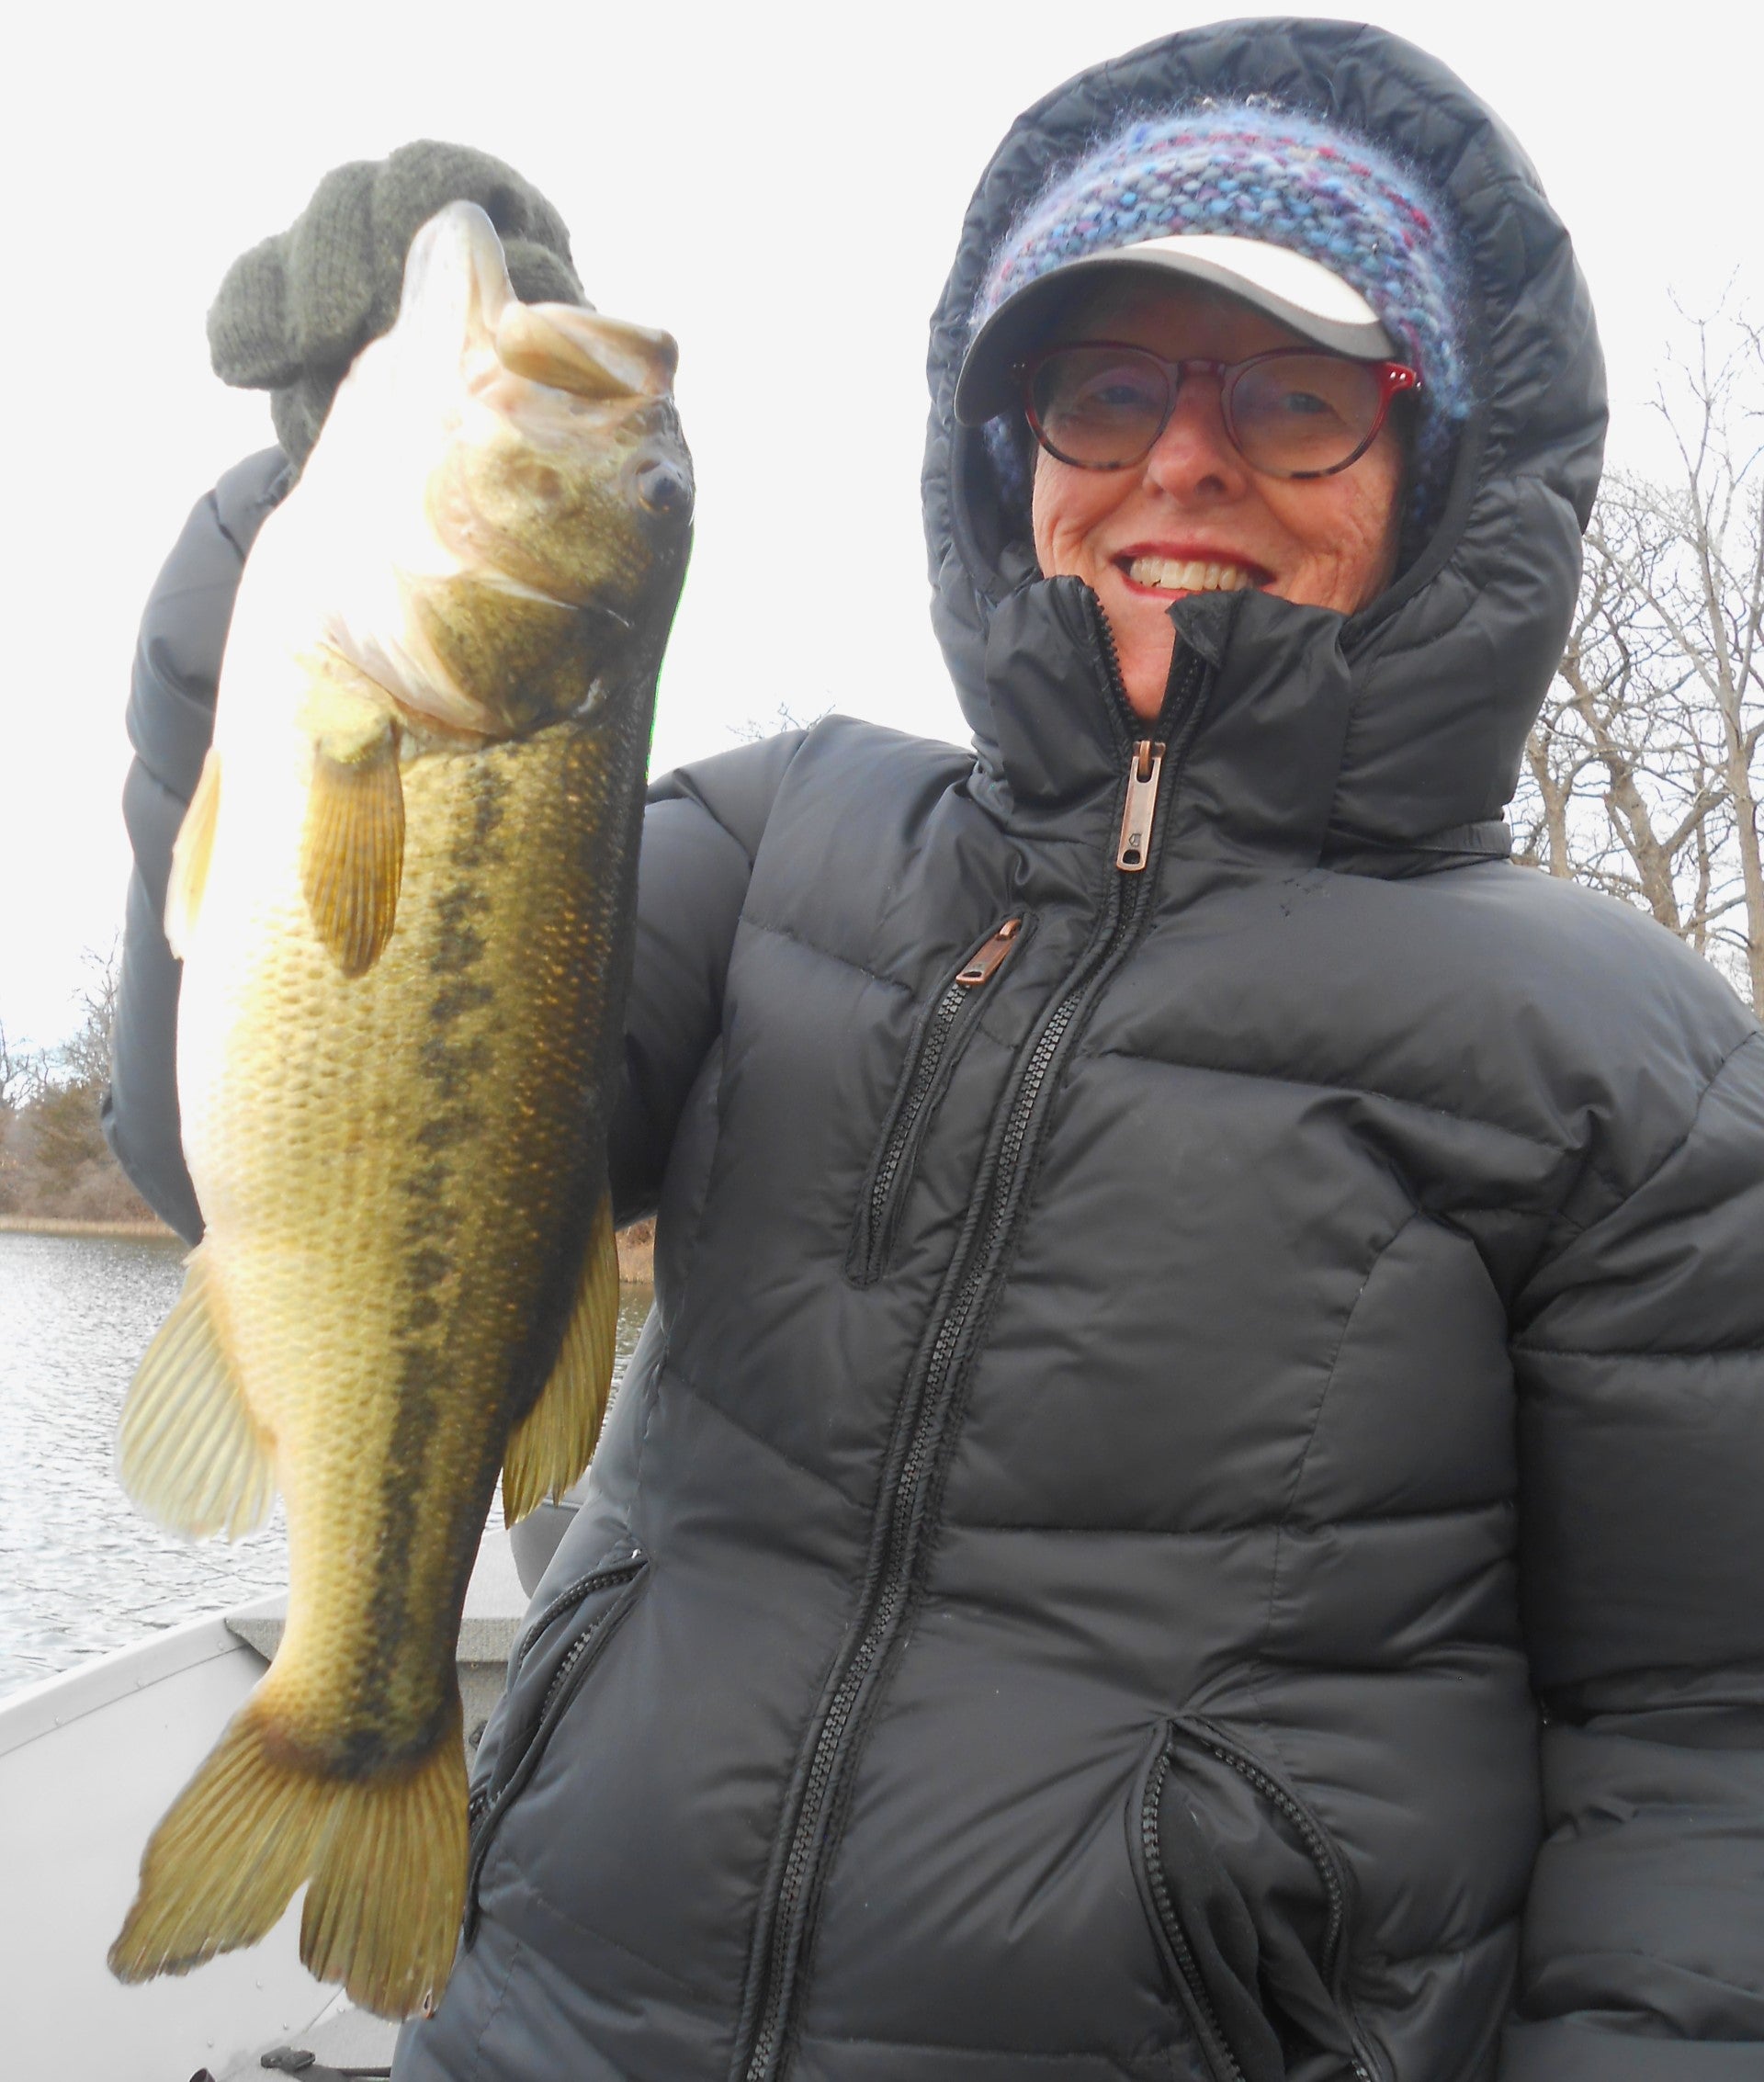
[[208, 141, 585, 468]]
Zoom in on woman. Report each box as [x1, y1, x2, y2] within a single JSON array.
[[111, 24, 1764, 2082]]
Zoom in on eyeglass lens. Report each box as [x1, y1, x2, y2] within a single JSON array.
[[1027, 346, 1391, 476]]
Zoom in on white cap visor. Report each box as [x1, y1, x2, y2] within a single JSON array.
[[954, 234, 1395, 426]]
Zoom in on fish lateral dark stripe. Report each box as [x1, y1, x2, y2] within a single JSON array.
[[447, 762, 508, 869], [414, 1108, 483, 1151], [417, 1033, 492, 1099], [427, 979, 495, 1025], [112, 212, 687, 2009]]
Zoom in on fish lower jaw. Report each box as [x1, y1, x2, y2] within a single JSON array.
[[1125, 555, 1261, 594]]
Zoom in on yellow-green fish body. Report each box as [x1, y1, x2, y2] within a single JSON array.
[[108, 202, 691, 2018]]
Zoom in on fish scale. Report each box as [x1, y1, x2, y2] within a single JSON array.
[[107, 199, 691, 2018], [199, 725, 626, 1770]]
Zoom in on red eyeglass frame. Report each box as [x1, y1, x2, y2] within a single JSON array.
[[1015, 343, 1422, 480]]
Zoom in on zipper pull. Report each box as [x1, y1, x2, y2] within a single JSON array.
[[956, 916, 1023, 987], [1115, 740, 1166, 873]]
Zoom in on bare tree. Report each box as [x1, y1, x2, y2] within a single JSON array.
[[0, 1020, 34, 1215], [2, 941, 156, 1224], [0, 1020, 33, 1117], [1519, 307, 1764, 1013], [727, 701, 828, 744], [56, 939, 123, 1089], [1628, 312, 1764, 1005]]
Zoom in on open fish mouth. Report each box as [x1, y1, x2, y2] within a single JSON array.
[[301, 202, 693, 747], [401, 199, 681, 418], [493, 299, 677, 403]]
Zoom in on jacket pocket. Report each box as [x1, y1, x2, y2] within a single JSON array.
[[463, 1545, 650, 1939], [846, 914, 1028, 1285], [1129, 1718, 1387, 2082]]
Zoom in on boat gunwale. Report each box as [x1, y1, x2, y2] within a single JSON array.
[[0, 1597, 278, 1762]]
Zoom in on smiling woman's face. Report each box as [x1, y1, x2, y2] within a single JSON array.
[[1029, 277, 1407, 721]]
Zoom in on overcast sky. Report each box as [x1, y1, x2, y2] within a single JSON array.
[[1, 0, 1756, 1051]]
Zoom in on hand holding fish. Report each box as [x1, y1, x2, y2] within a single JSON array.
[[107, 202, 691, 2018]]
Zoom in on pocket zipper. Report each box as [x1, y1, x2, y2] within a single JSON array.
[[1170, 1719, 1385, 2082], [462, 1552, 648, 1939], [847, 916, 1023, 1284], [467, 1548, 644, 1821], [1140, 1747, 1250, 2082], [512, 1553, 639, 1674]]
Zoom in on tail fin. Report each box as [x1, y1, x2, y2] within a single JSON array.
[[300, 1698, 469, 2016], [109, 1688, 468, 2019]]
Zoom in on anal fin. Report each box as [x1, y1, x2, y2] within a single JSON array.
[[502, 1192, 620, 1523], [164, 747, 221, 959], [117, 1244, 276, 1540]]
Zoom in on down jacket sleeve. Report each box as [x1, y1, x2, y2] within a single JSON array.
[[103, 449, 289, 1243], [1502, 1027, 1764, 2077], [606, 731, 806, 1224]]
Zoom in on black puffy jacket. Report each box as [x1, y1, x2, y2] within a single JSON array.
[[104, 444, 290, 1246], [110, 22, 1764, 2082]]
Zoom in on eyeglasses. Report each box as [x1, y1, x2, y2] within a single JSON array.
[[1017, 343, 1421, 479]]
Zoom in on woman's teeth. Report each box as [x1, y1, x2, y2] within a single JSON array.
[[1126, 556, 1257, 593]]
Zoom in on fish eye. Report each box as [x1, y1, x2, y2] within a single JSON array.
[[636, 458, 692, 515]]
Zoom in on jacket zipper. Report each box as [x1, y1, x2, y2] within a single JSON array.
[[1116, 739, 1165, 871], [850, 916, 1024, 1282], [736, 613, 1215, 2082], [1171, 1720, 1385, 2082], [465, 1552, 642, 1823], [1140, 1748, 1249, 2082], [462, 1553, 647, 1940]]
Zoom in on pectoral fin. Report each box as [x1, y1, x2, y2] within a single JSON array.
[[117, 1245, 275, 1540], [164, 748, 222, 959], [298, 655, 405, 979], [502, 1193, 620, 1523], [301, 734, 404, 978]]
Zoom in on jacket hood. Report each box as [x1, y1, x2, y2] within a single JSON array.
[[922, 17, 1607, 866]]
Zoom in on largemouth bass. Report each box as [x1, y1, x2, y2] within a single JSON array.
[[107, 202, 691, 2017]]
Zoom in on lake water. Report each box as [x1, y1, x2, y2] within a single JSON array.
[[0, 1229, 653, 1702]]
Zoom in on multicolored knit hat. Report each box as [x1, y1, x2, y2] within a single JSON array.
[[964, 101, 1472, 536]]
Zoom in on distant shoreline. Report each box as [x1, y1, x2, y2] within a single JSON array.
[[0, 1216, 176, 1239], [0, 1212, 658, 1284]]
